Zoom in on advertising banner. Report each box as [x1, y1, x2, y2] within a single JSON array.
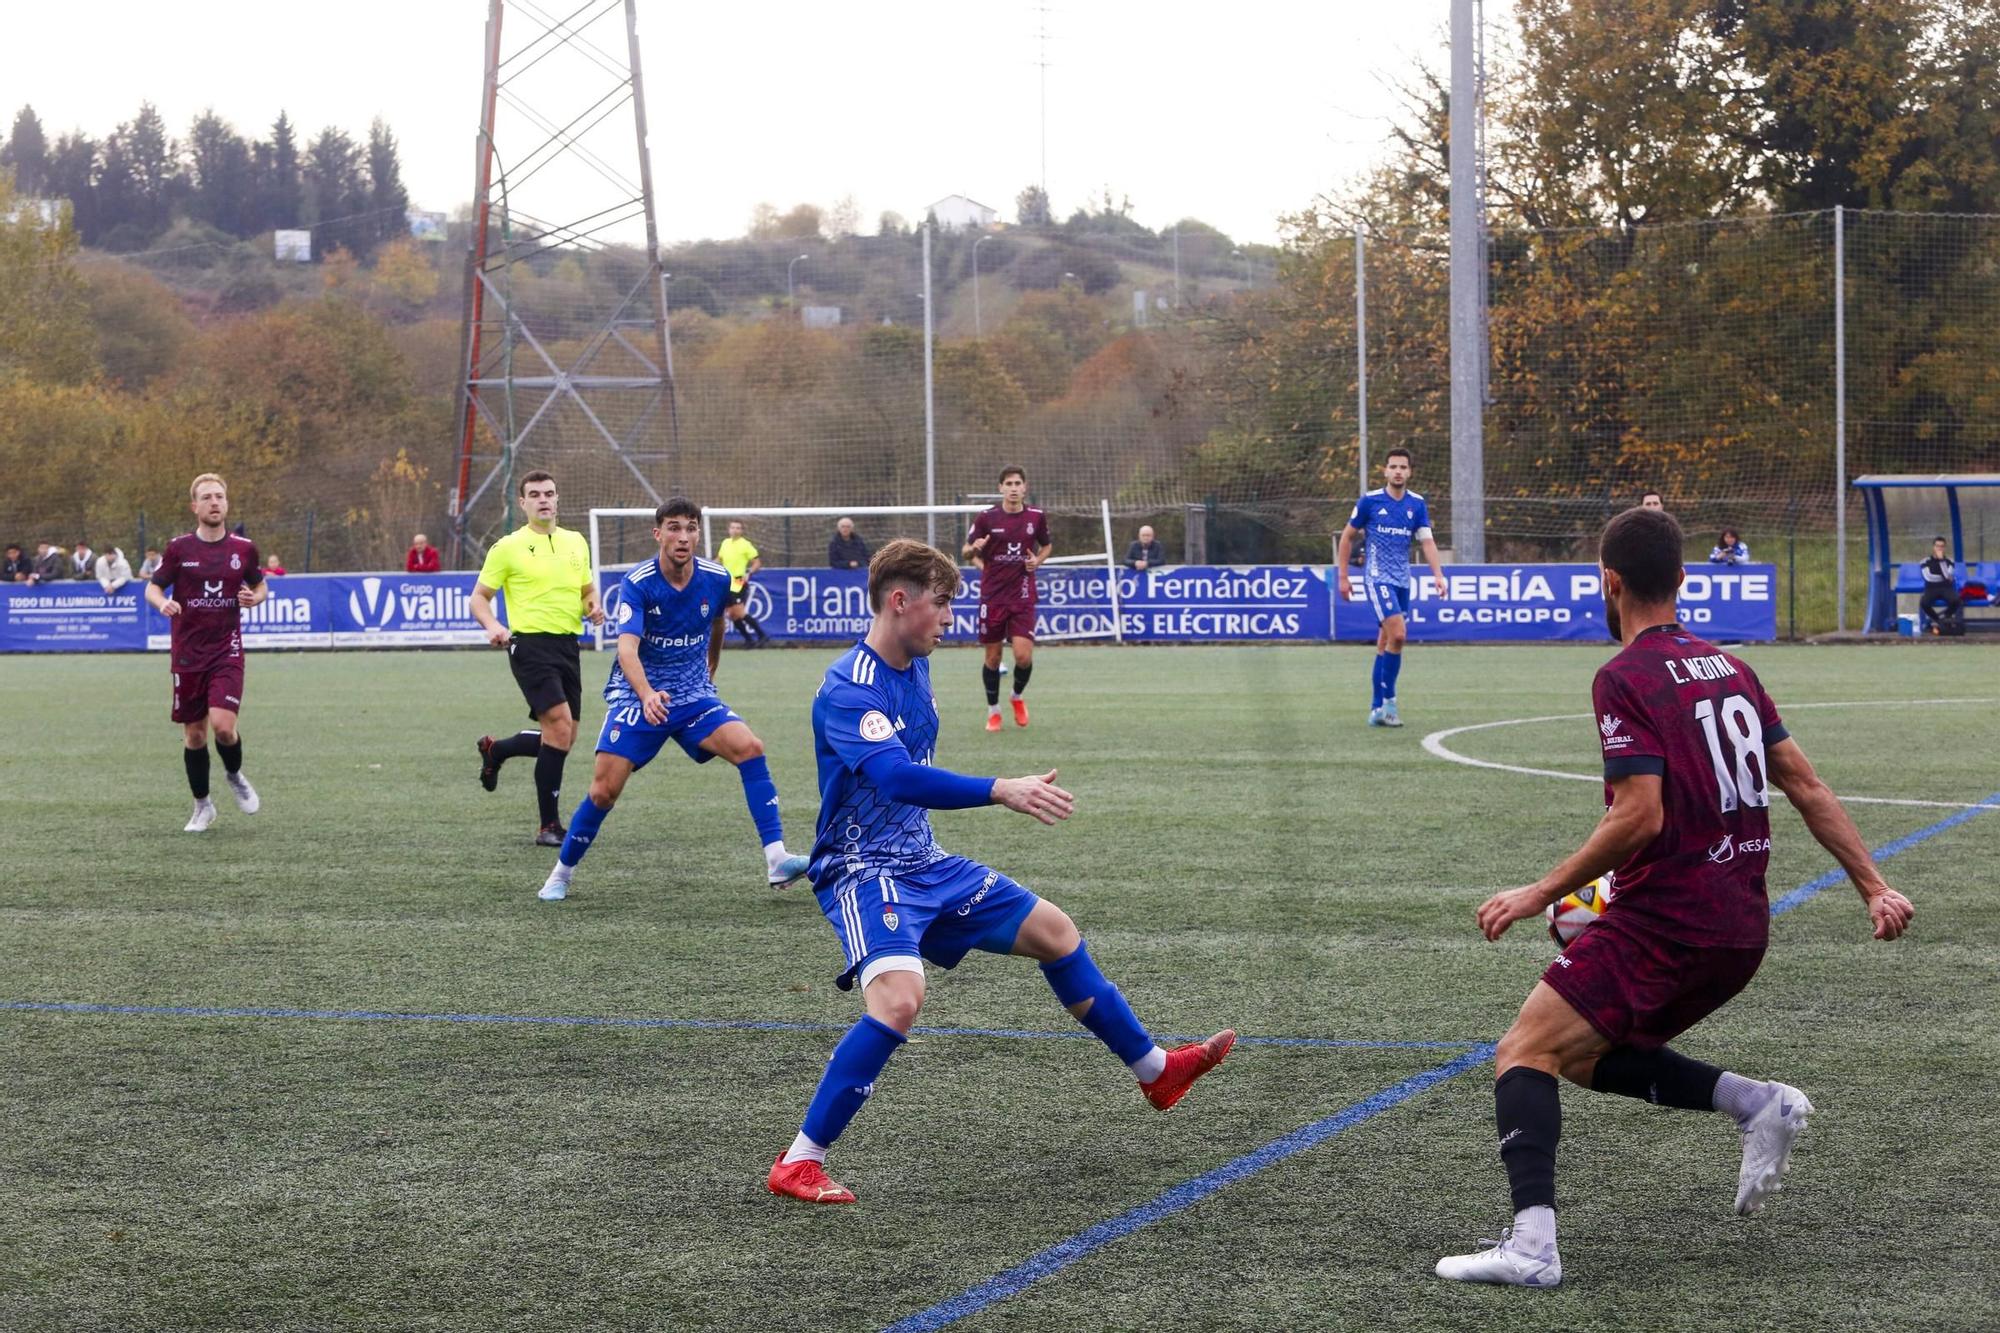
[[1330, 564, 1778, 642], [327, 573, 500, 647], [0, 584, 148, 652]]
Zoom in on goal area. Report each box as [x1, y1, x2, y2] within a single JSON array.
[[586, 500, 1124, 646]]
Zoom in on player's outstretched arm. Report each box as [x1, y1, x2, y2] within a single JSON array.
[[855, 750, 1073, 824], [1476, 774, 1663, 940], [1768, 737, 1914, 939], [991, 769, 1073, 825]]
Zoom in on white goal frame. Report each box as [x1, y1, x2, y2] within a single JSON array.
[[586, 499, 1124, 646]]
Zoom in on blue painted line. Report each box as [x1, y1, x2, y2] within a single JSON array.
[[0, 1001, 1478, 1052], [882, 1043, 1497, 1333], [1770, 788, 2000, 917]]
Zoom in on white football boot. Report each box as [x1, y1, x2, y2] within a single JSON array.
[[1735, 1082, 1813, 1215], [225, 771, 260, 814], [538, 867, 571, 902], [184, 798, 218, 833], [1436, 1228, 1563, 1288]]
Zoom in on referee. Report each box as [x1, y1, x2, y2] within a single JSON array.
[[471, 470, 605, 844]]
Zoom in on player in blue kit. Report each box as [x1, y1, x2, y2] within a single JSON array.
[[765, 538, 1235, 1206], [1335, 447, 1448, 727], [536, 497, 810, 902]]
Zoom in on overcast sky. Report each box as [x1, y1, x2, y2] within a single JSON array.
[[1, 1, 1508, 246]]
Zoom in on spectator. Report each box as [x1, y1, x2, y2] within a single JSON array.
[[2, 542, 30, 582], [137, 548, 162, 580], [1124, 524, 1165, 571], [1918, 536, 1962, 635], [29, 541, 67, 583], [1640, 491, 1665, 511], [827, 516, 869, 570], [263, 554, 287, 576], [70, 539, 95, 578], [94, 546, 133, 593], [1708, 528, 1750, 565], [406, 532, 442, 573]]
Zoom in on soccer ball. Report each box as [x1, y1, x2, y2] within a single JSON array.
[[1545, 877, 1612, 946]]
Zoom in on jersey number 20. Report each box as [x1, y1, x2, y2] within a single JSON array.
[[1694, 694, 1768, 812]]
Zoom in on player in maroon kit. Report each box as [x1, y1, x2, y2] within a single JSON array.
[[1437, 506, 1915, 1288], [963, 466, 1051, 732], [145, 473, 269, 832]]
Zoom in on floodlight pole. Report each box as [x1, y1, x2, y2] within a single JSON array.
[[625, 0, 678, 487], [1448, 0, 1486, 561], [449, 0, 505, 566], [1834, 204, 1847, 632], [923, 220, 938, 546]]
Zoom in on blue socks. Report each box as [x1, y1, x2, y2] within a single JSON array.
[[800, 1013, 906, 1148], [1373, 650, 1404, 707], [559, 795, 611, 868], [1040, 941, 1156, 1065], [738, 755, 785, 845], [1371, 654, 1387, 708]]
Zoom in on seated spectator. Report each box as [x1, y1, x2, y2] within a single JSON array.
[[30, 541, 67, 584], [1708, 528, 1750, 565], [2, 542, 30, 582], [1640, 491, 1665, 511], [137, 548, 162, 580], [1918, 536, 1963, 635], [406, 532, 442, 573], [1124, 524, 1165, 571], [263, 554, 287, 576], [70, 540, 95, 578], [827, 517, 870, 570], [95, 547, 133, 593]]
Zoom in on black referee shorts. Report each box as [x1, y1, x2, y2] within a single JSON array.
[[507, 632, 582, 721]]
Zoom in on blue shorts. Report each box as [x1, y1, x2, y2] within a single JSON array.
[[816, 855, 1041, 991], [595, 695, 741, 770], [1365, 579, 1412, 623]]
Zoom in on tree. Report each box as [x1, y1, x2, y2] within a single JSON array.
[[304, 126, 363, 257], [121, 102, 179, 235], [365, 119, 409, 255], [1, 105, 49, 195], [777, 202, 823, 241], [253, 112, 303, 233], [370, 237, 438, 312], [45, 132, 98, 244], [1015, 184, 1052, 226], [876, 210, 908, 237], [186, 110, 252, 234], [747, 202, 781, 240], [0, 172, 97, 386], [825, 194, 860, 238]]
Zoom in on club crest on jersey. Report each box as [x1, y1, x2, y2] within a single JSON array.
[[700, 601, 710, 617], [229, 553, 241, 570]]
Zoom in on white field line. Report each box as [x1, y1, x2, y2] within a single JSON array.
[[1421, 699, 2000, 811]]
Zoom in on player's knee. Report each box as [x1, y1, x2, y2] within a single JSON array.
[[1494, 1028, 1558, 1078], [736, 732, 766, 762], [588, 781, 620, 808], [213, 726, 238, 746], [864, 972, 925, 1031]]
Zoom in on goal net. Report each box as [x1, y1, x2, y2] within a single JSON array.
[[586, 500, 1124, 647]]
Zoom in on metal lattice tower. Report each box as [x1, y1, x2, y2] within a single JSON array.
[[449, 0, 676, 564]]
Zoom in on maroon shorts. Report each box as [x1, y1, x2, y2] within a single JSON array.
[[979, 601, 1036, 644], [1541, 911, 1765, 1050], [172, 661, 245, 723]]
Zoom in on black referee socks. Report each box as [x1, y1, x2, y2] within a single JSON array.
[[533, 745, 568, 828]]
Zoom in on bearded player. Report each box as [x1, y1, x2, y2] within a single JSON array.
[[1436, 506, 1914, 1288], [145, 473, 268, 832], [963, 466, 1050, 732]]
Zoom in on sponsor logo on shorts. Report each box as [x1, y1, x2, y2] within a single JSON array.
[[956, 868, 1002, 916]]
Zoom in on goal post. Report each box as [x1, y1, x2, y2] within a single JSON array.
[[586, 499, 1124, 646]]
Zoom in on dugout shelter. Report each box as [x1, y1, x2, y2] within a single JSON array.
[[1854, 474, 2000, 632]]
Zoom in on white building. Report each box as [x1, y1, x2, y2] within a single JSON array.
[[926, 194, 1000, 232]]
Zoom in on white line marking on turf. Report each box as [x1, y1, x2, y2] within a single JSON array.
[[1422, 699, 2000, 811]]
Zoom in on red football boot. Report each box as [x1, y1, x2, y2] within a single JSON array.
[[1011, 697, 1030, 727], [985, 711, 1003, 732], [1141, 1030, 1236, 1111], [767, 1155, 857, 1205]]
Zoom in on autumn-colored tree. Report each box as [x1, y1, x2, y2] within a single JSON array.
[[0, 173, 97, 386]]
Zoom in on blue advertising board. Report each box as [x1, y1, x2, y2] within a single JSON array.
[[1330, 564, 1777, 642]]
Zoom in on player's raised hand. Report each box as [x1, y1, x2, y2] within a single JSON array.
[[1476, 886, 1546, 941], [641, 688, 670, 725], [1867, 887, 1914, 940], [993, 769, 1075, 825]]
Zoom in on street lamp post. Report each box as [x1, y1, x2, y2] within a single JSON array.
[[972, 234, 994, 337], [787, 253, 809, 307]]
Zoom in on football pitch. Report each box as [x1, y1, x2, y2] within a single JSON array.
[[3, 643, 1996, 1331]]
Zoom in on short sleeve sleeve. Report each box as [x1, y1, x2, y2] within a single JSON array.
[[744, 541, 759, 561], [243, 541, 265, 587], [821, 675, 904, 774], [1413, 496, 1434, 539], [1346, 498, 1369, 530], [968, 513, 989, 544], [150, 540, 177, 589], [477, 541, 510, 591], [614, 575, 647, 640], [1746, 664, 1788, 746], [1592, 668, 1666, 779]]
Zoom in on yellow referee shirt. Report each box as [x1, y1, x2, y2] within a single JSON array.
[[716, 535, 759, 592], [476, 524, 591, 634]]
